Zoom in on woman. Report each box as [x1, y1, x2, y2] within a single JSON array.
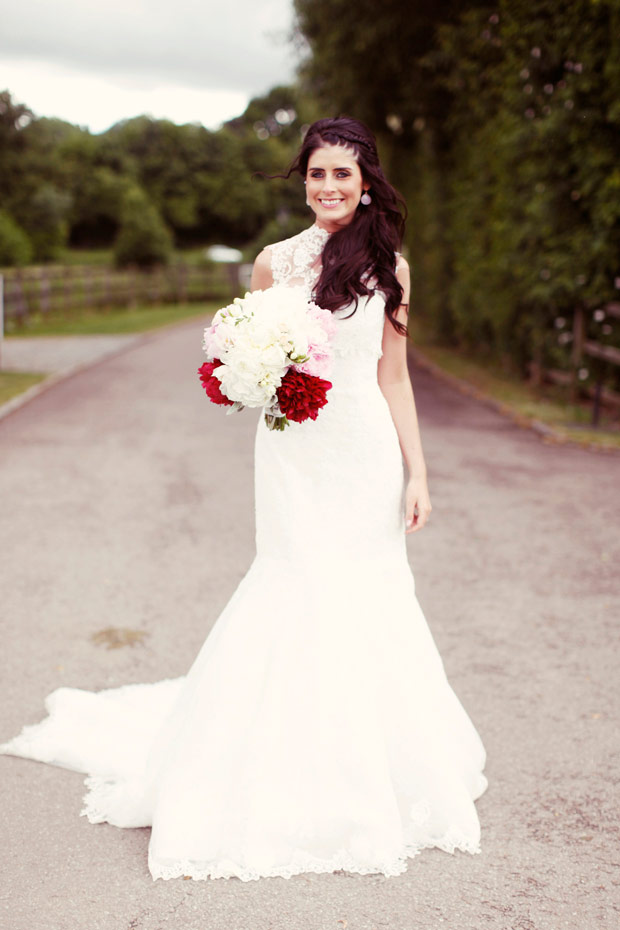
[[0, 117, 487, 882]]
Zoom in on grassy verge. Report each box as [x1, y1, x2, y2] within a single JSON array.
[[409, 319, 620, 451], [55, 248, 114, 267], [8, 301, 218, 337], [55, 245, 214, 267], [0, 372, 48, 406]]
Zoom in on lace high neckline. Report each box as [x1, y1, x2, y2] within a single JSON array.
[[309, 223, 331, 238], [305, 223, 330, 252], [269, 224, 330, 294]]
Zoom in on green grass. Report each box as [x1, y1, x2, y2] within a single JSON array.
[[0, 372, 47, 406], [1, 244, 223, 271], [55, 245, 217, 268], [56, 247, 114, 267], [8, 301, 219, 337], [409, 319, 620, 451]]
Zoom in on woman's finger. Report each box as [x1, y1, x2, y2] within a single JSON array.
[[406, 504, 431, 534]]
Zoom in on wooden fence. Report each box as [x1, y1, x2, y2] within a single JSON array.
[[1, 262, 252, 329], [3, 264, 618, 426], [533, 301, 620, 425]]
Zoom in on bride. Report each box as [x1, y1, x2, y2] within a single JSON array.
[[0, 117, 487, 882]]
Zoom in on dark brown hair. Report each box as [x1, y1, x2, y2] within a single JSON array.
[[286, 117, 408, 335]]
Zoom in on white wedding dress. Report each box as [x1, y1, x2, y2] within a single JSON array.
[[0, 223, 487, 882]]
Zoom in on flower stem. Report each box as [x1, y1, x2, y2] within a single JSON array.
[[264, 413, 290, 431]]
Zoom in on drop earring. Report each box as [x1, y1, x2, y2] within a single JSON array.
[[361, 190, 372, 206], [304, 180, 309, 206]]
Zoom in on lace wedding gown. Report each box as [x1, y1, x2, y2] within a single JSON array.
[[0, 223, 487, 882]]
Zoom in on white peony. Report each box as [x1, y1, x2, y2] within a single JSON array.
[[216, 360, 280, 407], [201, 284, 335, 413]]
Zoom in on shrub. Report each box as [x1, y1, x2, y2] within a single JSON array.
[[26, 185, 72, 261], [113, 185, 173, 269], [0, 210, 33, 266]]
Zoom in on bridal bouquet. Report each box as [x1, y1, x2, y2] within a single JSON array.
[[198, 285, 336, 431]]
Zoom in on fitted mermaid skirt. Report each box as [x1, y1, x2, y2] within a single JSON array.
[[0, 289, 487, 881]]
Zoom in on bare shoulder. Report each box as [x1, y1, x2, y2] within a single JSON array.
[[395, 253, 410, 274], [250, 247, 274, 290], [395, 254, 410, 303]]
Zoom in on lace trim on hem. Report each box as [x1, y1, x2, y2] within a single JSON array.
[[80, 775, 118, 824], [80, 774, 152, 829], [148, 833, 481, 883]]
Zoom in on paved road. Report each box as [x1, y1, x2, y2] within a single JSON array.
[[1, 334, 142, 375], [0, 316, 618, 930]]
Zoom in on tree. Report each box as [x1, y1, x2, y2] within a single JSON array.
[[292, 0, 485, 325], [113, 184, 173, 269], [0, 210, 33, 266], [429, 0, 620, 373], [0, 83, 325, 259], [293, 0, 620, 385], [0, 90, 34, 206], [222, 84, 324, 254]]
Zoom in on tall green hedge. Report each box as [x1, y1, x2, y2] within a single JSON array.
[[295, 0, 620, 386], [415, 0, 620, 379]]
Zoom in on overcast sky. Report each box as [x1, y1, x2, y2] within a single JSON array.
[[1, 0, 299, 132]]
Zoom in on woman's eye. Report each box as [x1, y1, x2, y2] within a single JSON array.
[[309, 171, 351, 179]]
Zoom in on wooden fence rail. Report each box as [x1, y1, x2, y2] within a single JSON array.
[[1, 262, 249, 328], [3, 264, 618, 427], [539, 301, 620, 425]]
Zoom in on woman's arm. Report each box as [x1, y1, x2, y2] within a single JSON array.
[[377, 257, 432, 534], [250, 248, 274, 290]]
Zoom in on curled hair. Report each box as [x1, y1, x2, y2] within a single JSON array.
[[284, 117, 408, 335]]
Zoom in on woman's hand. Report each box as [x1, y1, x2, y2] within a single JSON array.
[[405, 475, 432, 534]]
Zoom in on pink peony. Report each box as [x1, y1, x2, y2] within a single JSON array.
[[295, 344, 333, 379]]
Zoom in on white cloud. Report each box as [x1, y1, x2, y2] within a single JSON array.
[[2, 59, 250, 132], [0, 0, 297, 131]]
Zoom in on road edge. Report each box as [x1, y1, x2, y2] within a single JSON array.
[[408, 345, 620, 455], [2, 327, 617, 454], [0, 333, 151, 423]]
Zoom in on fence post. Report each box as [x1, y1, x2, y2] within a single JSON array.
[[84, 266, 94, 311], [592, 377, 603, 426], [39, 268, 51, 316], [103, 269, 111, 309], [63, 266, 73, 316], [570, 305, 585, 403], [227, 263, 240, 298], [0, 273, 4, 370], [127, 269, 136, 308], [203, 263, 212, 302], [177, 265, 187, 304], [14, 272, 27, 327]]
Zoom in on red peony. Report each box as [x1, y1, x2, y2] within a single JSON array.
[[198, 360, 234, 406], [276, 369, 332, 423]]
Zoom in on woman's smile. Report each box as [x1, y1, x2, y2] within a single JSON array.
[[306, 143, 366, 231]]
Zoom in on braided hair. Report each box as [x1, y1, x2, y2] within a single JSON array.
[[284, 117, 408, 335]]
